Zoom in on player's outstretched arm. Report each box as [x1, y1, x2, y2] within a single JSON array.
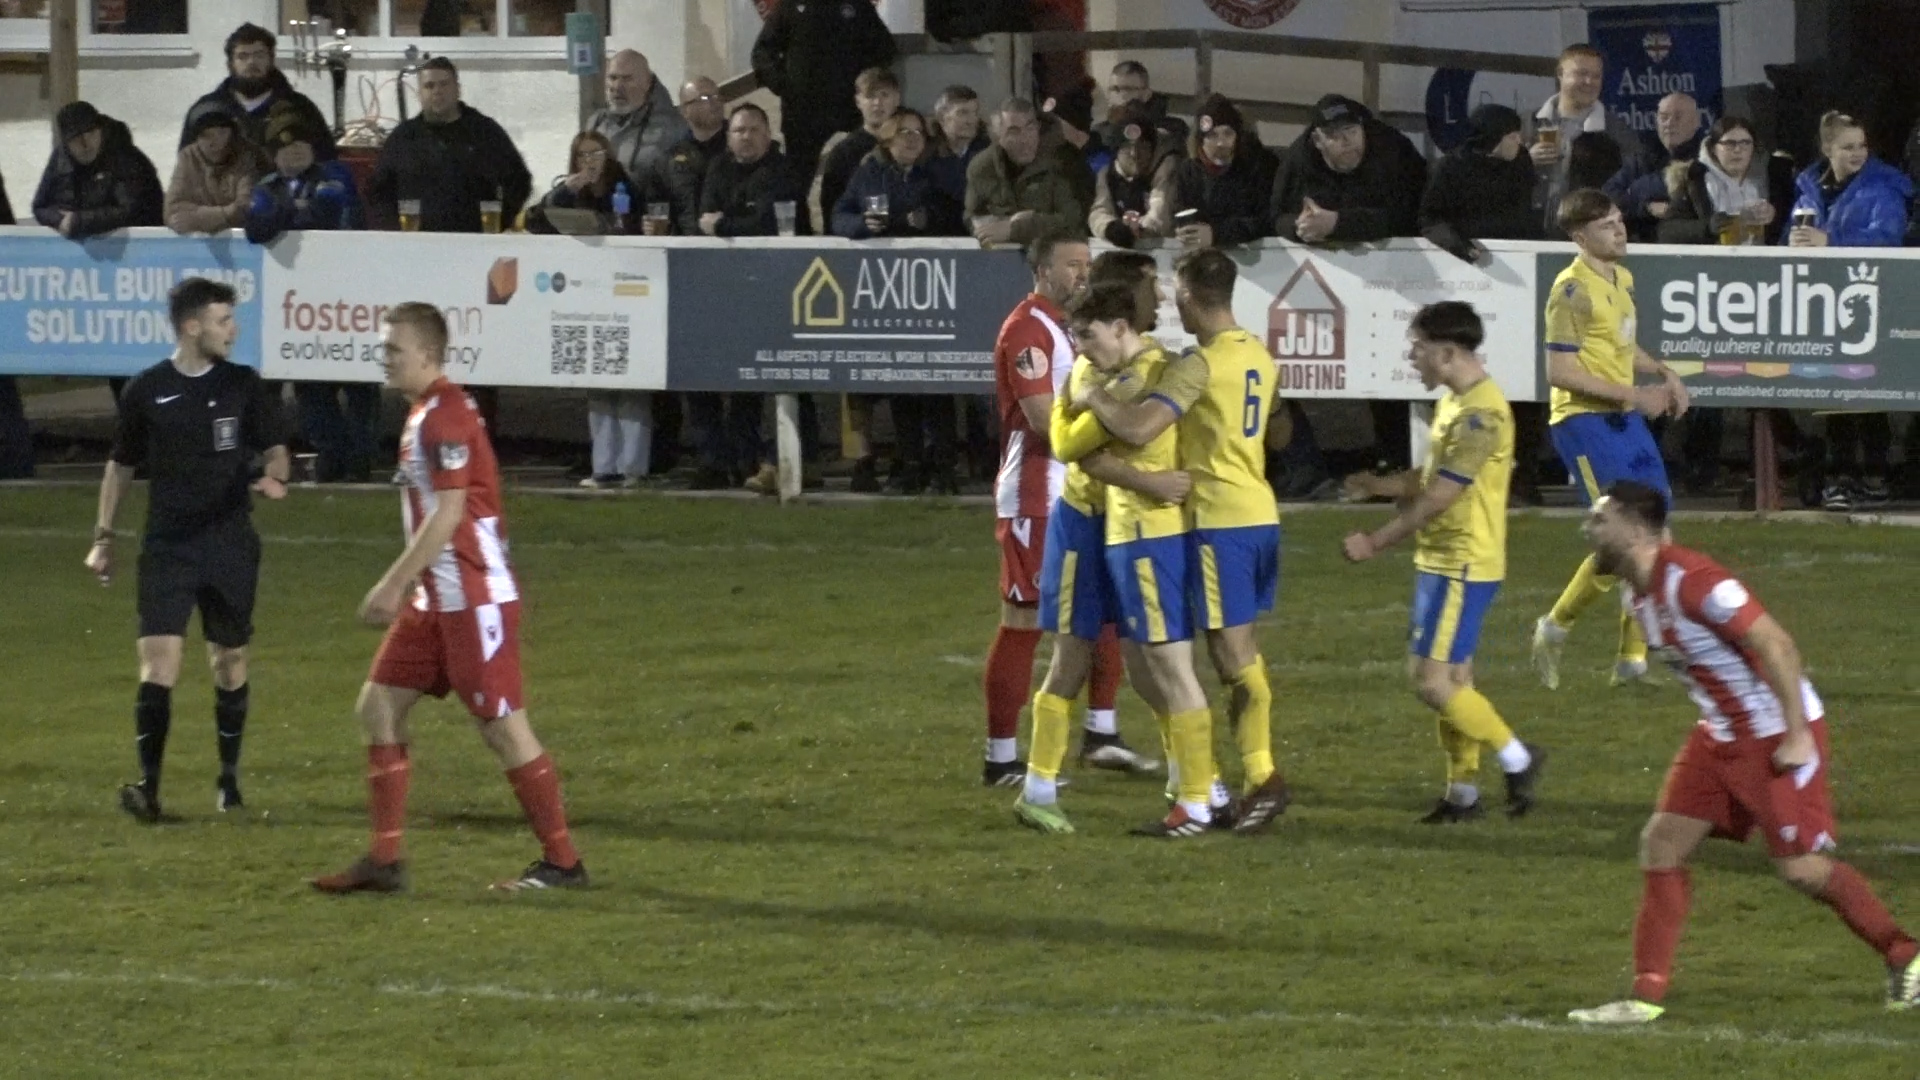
[[1084, 388, 1178, 448], [361, 488, 469, 625], [1343, 475, 1465, 563], [1080, 451, 1189, 505], [84, 461, 135, 584]]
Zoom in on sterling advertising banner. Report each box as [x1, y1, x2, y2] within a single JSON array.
[[259, 232, 668, 388], [1534, 248, 1920, 409], [0, 232, 264, 376], [664, 244, 1032, 393]]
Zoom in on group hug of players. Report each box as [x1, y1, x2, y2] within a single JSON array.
[[80, 187, 1920, 1023], [979, 190, 1920, 1021]]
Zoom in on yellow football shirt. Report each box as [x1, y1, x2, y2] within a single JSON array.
[[1102, 344, 1186, 544], [1414, 376, 1513, 583], [1544, 256, 1637, 424], [1152, 328, 1281, 531], [1051, 357, 1107, 516]]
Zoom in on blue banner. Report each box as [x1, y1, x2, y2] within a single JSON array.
[[0, 233, 265, 376], [1589, 3, 1723, 136]]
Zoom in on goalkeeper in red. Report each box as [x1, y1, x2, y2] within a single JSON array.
[[1568, 481, 1920, 1024], [312, 302, 586, 894]]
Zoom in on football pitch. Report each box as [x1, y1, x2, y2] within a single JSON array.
[[2, 485, 1917, 1078]]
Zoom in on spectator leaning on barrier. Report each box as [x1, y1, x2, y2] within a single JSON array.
[[929, 85, 990, 206], [179, 23, 335, 160], [814, 67, 902, 239], [650, 77, 728, 236], [167, 100, 271, 236], [1530, 44, 1637, 236], [1270, 93, 1425, 245], [750, 0, 897, 186], [586, 49, 688, 201], [1420, 103, 1540, 261], [967, 97, 1086, 246], [1604, 93, 1703, 241], [1093, 60, 1190, 155], [1786, 111, 1913, 511], [244, 103, 362, 244], [1170, 94, 1275, 249], [527, 131, 637, 237], [1089, 104, 1177, 248], [33, 101, 164, 240], [365, 57, 532, 234]]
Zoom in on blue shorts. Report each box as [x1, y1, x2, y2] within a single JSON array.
[[1550, 411, 1670, 506], [1037, 500, 1117, 640], [1187, 524, 1281, 631], [1107, 535, 1193, 645], [1408, 572, 1502, 665]]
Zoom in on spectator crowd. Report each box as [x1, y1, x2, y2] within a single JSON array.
[[7, 18, 1920, 510]]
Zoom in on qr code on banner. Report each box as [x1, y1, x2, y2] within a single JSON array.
[[550, 323, 588, 375], [591, 324, 630, 376]]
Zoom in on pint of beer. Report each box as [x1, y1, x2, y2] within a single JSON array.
[[1537, 127, 1560, 150], [480, 200, 503, 234], [399, 199, 422, 233]]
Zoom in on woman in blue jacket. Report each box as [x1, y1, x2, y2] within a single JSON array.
[[830, 108, 963, 240], [1784, 111, 1914, 510]]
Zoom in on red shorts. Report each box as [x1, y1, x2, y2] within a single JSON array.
[[369, 601, 524, 721], [996, 516, 1045, 604], [1656, 722, 1837, 858]]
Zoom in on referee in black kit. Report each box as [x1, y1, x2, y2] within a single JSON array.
[[84, 278, 291, 822]]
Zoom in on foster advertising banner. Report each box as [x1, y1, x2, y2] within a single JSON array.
[[0, 231, 264, 376], [260, 232, 668, 388]]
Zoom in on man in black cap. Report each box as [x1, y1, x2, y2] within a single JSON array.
[[179, 23, 335, 159], [364, 57, 532, 234], [1270, 93, 1427, 245], [32, 102, 164, 240], [1169, 94, 1276, 248]]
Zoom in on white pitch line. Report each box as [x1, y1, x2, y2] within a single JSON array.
[[2, 969, 1911, 1050]]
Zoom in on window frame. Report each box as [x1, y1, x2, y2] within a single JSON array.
[[279, 0, 593, 55], [0, 0, 196, 55]]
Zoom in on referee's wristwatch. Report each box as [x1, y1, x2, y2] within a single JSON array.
[[92, 527, 114, 544]]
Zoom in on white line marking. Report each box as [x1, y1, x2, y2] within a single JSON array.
[[2, 969, 1910, 1048]]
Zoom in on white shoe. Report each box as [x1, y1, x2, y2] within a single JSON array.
[[1080, 738, 1161, 775], [1611, 659, 1653, 687], [1888, 954, 1920, 1011], [1568, 999, 1664, 1025], [1531, 617, 1566, 691]]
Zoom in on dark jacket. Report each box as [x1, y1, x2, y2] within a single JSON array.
[[1270, 119, 1426, 243], [1092, 92, 1190, 154], [701, 149, 811, 237], [1419, 148, 1540, 258], [1659, 153, 1797, 245], [815, 128, 880, 237], [178, 68, 336, 159], [244, 159, 363, 244], [963, 144, 1086, 243], [31, 116, 164, 237], [527, 162, 638, 236], [0, 169, 15, 225], [643, 127, 727, 235], [1604, 131, 1703, 239], [928, 133, 989, 204], [831, 153, 964, 239], [1782, 156, 1914, 248], [751, 0, 896, 137], [1170, 144, 1277, 246], [364, 103, 532, 233]]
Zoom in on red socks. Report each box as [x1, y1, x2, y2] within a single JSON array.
[[1820, 862, 1920, 969], [1632, 867, 1690, 1003], [983, 625, 1042, 742], [1088, 625, 1123, 713], [507, 753, 580, 869], [367, 744, 411, 865]]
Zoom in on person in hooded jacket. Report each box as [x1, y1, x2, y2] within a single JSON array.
[[1785, 111, 1913, 511], [1169, 94, 1275, 248], [178, 23, 335, 160], [33, 101, 164, 239], [167, 100, 271, 235], [1420, 103, 1540, 261], [1660, 115, 1797, 245], [1088, 103, 1177, 248], [1270, 94, 1426, 245], [244, 103, 363, 244]]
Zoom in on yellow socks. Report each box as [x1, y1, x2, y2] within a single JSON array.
[[1228, 660, 1275, 791], [1028, 692, 1072, 783], [1548, 554, 1615, 629], [1618, 604, 1648, 665], [1439, 686, 1515, 750], [1435, 717, 1481, 784], [1169, 708, 1215, 808]]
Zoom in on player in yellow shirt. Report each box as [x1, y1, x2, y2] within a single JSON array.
[[1532, 190, 1691, 690], [1341, 302, 1544, 822], [1078, 249, 1291, 835]]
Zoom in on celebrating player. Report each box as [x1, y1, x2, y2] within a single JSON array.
[[1078, 248, 1290, 834], [1568, 481, 1920, 1023], [1530, 190, 1691, 690], [1340, 303, 1544, 823], [86, 277, 290, 822], [312, 303, 586, 894]]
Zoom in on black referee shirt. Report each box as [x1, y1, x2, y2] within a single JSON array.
[[110, 358, 287, 539]]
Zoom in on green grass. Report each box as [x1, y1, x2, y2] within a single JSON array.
[[2, 486, 1918, 1078]]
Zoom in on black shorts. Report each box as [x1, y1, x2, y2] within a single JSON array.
[[136, 524, 261, 647]]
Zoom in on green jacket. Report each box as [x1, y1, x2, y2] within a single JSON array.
[[963, 144, 1086, 243]]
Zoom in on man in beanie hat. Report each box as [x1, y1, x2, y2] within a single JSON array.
[[1169, 94, 1277, 249], [1419, 103, 1540, 262], [179, 23, 335, 159], [33, 101, 164, 240], [1089, 103, 1177, 247], [167, 99, 271, 235]]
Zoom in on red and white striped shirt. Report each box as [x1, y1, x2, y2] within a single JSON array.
[[398, 377, 518, 613], [1629, 544, 1823, 745], [993, 293, 1075, 520]]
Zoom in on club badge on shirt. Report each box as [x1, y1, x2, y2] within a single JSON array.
[[438, 442, 471, 471], [213, 417, 239, 452]]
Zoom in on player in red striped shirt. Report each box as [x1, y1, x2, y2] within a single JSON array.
[[1568, 481, 1920, 1024], [312, 302, 586, 894]]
